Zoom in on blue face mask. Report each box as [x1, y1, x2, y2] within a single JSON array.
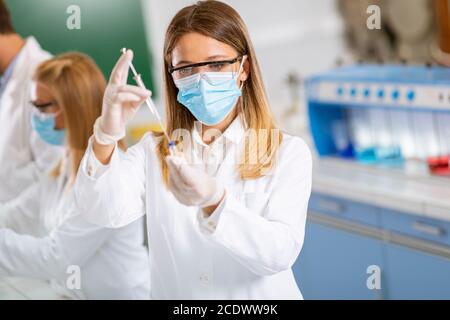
[[31, 111, 65, 146], [174, 62, 244, 126]]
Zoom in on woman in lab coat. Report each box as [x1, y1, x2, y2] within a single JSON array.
[[0, 52, 150, 299], [75, 0, 312, 299]]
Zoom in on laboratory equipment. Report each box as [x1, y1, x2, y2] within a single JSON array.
[[121, 48, 175, 151], [296, 62, 450, 300], [306, 63, 450, 176]]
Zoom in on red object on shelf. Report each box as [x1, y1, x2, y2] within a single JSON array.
[[428, 155, 450, 175]]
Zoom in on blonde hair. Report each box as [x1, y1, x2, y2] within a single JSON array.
[[34, 52, 124, 178], [158, 0, 282, 184]]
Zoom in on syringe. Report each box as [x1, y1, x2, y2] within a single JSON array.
[[121, 48, 175, 152]]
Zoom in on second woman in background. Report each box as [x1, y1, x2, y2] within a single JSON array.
[[0, 52, 150, 299]]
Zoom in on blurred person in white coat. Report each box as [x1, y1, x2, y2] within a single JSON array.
[[0, 0, 62, 202], [74, 1, 312, 299], [0, 53, 150, 299]]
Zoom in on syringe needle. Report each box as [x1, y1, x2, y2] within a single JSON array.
[[121, 48, 174, 150]]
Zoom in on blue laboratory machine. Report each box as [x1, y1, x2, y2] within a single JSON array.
[[293, 64, 450, 300], [307, 64, 450, 174]]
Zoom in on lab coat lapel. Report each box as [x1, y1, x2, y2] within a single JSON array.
[[5, 37, 41, 96], [214, 115, 247, 194]]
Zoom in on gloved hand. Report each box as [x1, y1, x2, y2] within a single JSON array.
[[98, 50, 151, 141], [166, 155, 225, 208]]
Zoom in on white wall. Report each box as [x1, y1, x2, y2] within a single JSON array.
[[138, 0, 347, 138]]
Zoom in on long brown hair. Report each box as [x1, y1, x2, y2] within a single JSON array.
[[34, 52, 122, 179], [0, 0, 14, 34], [158, 0, 282, 184]]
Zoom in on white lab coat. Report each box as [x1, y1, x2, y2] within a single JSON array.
[[74, 116, 312, 299], [0, 155, 151, 299], [0, 37, 63, 202]]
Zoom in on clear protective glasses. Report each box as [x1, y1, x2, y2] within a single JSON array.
[[30, 100, 61, 119], [170, 55, 245, 82]]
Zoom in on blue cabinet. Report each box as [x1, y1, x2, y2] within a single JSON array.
[[380, 208, 450, 299], [383, 243, 450, 299], [308, 193, 380, 227], [380, 209, 450, 247], [294, 222, 385, 299], [294, 193, 450, 299]]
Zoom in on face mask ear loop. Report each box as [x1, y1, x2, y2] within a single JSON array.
[[237, 57, 246, 90], [34, 107, 61, 121]]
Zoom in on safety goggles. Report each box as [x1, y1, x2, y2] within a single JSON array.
[[169, 55, 245, 81], [30, 100, 61, 118]]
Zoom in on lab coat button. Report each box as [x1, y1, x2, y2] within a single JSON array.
[[207, 221, 216, 231], [199, 273, 210, 284]]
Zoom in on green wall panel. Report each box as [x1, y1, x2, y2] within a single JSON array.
[[6, 0, 156, 96]]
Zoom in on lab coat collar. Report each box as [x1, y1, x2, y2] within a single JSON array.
[[14, 37, 42, 67], [23, 37, 43, 54], [192, 114, 246, 148], [0, 54, 17, 87], [8, 37, 45, 87], [222, 114, 246, 145], [0, 38, 29, 96]]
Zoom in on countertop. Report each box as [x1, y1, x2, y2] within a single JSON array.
[[312, 157, 450, 222]]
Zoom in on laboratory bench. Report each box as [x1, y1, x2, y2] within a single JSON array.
[[293, 157, 450, 299]]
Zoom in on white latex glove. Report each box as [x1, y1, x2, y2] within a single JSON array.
[[166, 155, 225, 208], [98, 50, 151, 140]]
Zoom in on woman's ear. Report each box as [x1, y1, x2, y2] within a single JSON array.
[[239, 55, 250, 83]]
